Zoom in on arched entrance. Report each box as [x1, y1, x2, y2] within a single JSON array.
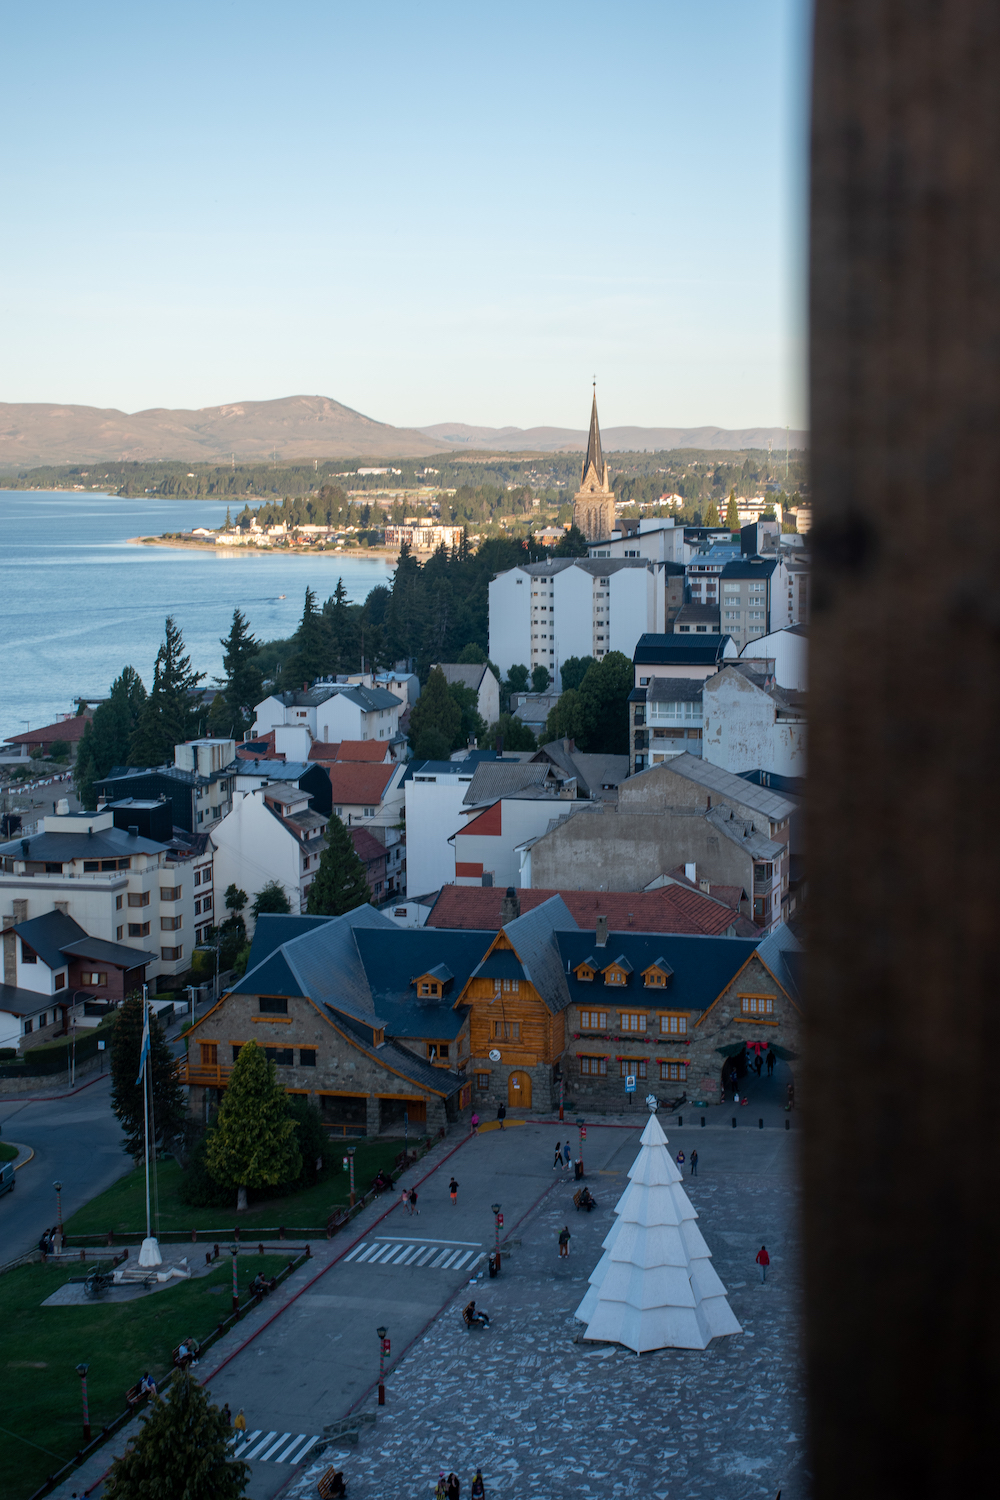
[[508, 1071, 532, 1109]]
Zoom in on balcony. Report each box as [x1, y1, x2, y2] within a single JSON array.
[[177, 1060, 233, 1088], [633, 730, 649, 749]]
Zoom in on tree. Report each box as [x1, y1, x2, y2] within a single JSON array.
[[486, 713, 537, 752], [506, 663, 529, 695], [306, 815, 372, 916], [286, 1095, 327, 1184], [208, 608, 263, 740], [251, 880, 292, 919], [75, 667, 148, 809], [704, 500, 721, 527], [110, 994, 187, 1159], [104, 1371, 249, 1500], [48, 739, 71, 760], [408, 667, 461, 753], [552, 525, 589, 557], [457, 642, 487, 664], [412, 726, 453, 761], [129, 618, 205, 765], [281, 587, 333, 687], [447, 680, 487, 750], [726, 491, 740, 530], [206, 1040, 301, 1211], [544, 688, 588, 746], [559, 655, 596, 694], [531, 665, 551, 693], [578, 651, 634, 754], [217, 884, 248, 970]]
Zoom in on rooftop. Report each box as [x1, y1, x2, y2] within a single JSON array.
[[633, 634, 736, 666]]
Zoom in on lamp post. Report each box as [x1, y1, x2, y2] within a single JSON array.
[[577, 1119, 587, 1178], [491, 1202, 502, 1274], [231, 1244, 239, 1313], [348, 1147, 356, 1207], [376, 1326, 389, 1406], [53, 1180, 63, 1242], [558, 1074, 565, 1123], [403, 1108, 408, 1164], [76, 1362, 91, 1442]]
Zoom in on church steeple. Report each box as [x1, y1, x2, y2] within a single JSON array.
[[583, 384, 604, 483]]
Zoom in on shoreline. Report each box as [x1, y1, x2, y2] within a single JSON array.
[[128, 535, 410, 560]]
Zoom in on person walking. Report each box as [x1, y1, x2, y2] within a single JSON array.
[[401, 1186, 411, 1215], [410, 1185, 420, 1215], [222, 1403, 232, 1426], [435, 1473, 448, 1500], [756, 1244, 770, 1283], [553, 1141, 564, 1170], [690, 1149, 698, 1177], [471, 1112, 480, 1135], [766, 1050, 775, 1077], [234, 1409, 247, 1436], [558, 1225, 571, 1258], [563, 1139, 572, 1169], [449, 1176, 459, 1206], [471, 1470, 486, 1500], [447, 1474, 461, 1500], [497, 1103, 506, 1130], [675, 1149, 685, 1173], [754, 1054, 763, 1077]]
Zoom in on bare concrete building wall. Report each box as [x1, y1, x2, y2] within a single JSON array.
[[524, 808, 755, 895]]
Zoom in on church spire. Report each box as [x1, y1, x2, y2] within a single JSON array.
[[583, 383, 604, 482]]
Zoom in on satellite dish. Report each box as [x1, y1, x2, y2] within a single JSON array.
[[488, 1048, 501, 1062]]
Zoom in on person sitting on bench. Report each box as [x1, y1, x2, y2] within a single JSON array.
[[139, 1372, 157, 1397], [462, 1300, 490, 1328], [576, 1186, 596, 1211]]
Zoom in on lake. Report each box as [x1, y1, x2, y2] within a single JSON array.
[[0, 491, 397, 741]]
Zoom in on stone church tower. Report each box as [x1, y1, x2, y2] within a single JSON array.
[[573, 388, 616, 542]]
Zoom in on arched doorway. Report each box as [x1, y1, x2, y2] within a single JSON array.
[[508, 1071, 532, 1109]]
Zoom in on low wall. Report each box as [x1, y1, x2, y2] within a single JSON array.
[[0, 1052, 104, 1096]]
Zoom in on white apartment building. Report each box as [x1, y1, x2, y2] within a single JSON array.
[[489, 558, 659, 689], [253, 682, 404, 748], [211, 783, 328, 924], [718, 557, 789, 649], [0, 805, 212, 983], [587, 518, 690, 565], [384, 523, 464, 550], [403, 759, 480, 897]]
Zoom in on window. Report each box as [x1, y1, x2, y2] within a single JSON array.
[[264, 1046, 294, 1066], [128, 922, 150, 937], [575, 963, 595, 982], [492, 1020, 520, 1041], [259, 996, 288, 1015], [116, 895, 124, 910], [428, 1042, 451, 1061], [194, 899, 202, 915], [202, 894, 212, 911], [23, 1019, 33, 1034], [475, 1072, 491, 1090], [619, 1012, 647, 1033], [54, 972, 66, 990], [419, 981, 439, 996], [128, 892, 150, 907], [660, 1061, 688, 1082], [639, 676, 650, 686], [605, 968, 628, 986], [117, 925, 124, 940], [620, 1059, 648, 1079], [161, 915, 182, 931], [299, 1048, 317, 1067], [83, 860, 99, 871], [45, 862, 62, 873], [194, 869, 202, 886], [579, 1010, 608, 1030], [20, 942, 36, 964], [200, 1042, 218, 1067], [501, 979, 519, 993], [160, 886, 181, 901], [579, 1055, 608, 1076], [232, 1044, 242, 1062], [659, 1013, 688, 1035], [740, 995, 774, 1016], [363, 806, 376, 817], [754, 863, 774, 882], [81, 971, 108, 986], [161, 944, 183, 961], [644, 968, 668, 988]]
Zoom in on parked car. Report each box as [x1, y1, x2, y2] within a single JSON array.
[[0, 1161, 16, 1199]]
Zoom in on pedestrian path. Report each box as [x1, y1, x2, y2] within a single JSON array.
[[342, 1235, 485, 1273], [231, 1429, 323, 1464]]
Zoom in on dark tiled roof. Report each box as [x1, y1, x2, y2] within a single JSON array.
[[352, 927, 489, 1040], [556, 931, 761, 1014], [0, 826, 163, 863], [720, 557, 778, 578], [646, 677, 705, 703], [503, 895, 579, 1013], [0, 983, 60, 1018], [61, 936, 156, 968], [755, 925, 803, 1004], [633, 634, 734, 666], [471, 949, 526, 983], [14, 910, 86, 969], [462, 761, 558, 805]]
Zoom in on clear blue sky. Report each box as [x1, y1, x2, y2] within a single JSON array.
[[0, 1, 810, 432]]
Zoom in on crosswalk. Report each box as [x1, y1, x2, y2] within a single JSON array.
[[231, 1431, 323, 1465], [342, 1235, 485, 1273]]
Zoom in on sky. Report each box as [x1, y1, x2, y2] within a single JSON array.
[[0, 1, 811, 432]]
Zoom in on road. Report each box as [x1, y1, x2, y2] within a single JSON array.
[[0, 1073, 130, 1259]]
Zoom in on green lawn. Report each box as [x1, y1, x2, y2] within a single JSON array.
[[0, 1140, 18, 1162], [64, 1139, 406, 1239], [1, 1253, 293, 1500]]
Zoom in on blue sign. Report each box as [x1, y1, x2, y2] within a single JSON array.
[[625, 1074, 636, 1093]]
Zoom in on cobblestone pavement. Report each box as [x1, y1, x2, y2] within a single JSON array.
[[286, 1126, 807, 1500]]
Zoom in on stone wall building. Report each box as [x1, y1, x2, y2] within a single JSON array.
[[573, 389, 616, 542]]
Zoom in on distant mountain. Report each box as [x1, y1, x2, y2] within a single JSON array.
[[418, 421, 808, 453], [0, 395, 449, 468], [0, 394, 808, 470]]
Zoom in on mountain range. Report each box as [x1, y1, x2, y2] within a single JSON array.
[[0, 394, 807, 469]]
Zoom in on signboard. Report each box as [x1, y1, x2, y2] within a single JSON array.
[[488, 1048, 501, 1062], [97, 1040, 106, 1051], [497, 1213, 504, 1226], [382, 1338, 391, 1353], [625, 1075, 636, 1093]]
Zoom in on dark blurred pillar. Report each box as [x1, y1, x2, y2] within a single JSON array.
[[807, 3, 1000, 1493]]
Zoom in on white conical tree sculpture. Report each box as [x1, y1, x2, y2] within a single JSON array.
[[575, 1110, 741, 1352]]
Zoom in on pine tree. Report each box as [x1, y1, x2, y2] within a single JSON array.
[[307, 815, 372, 916], [704, 500, 721, 527], [408, 666, 461, 755], [129, 618, 205, 765], [206, 1040, 301, 1211], [110, 994, 187, 1159], [74, 667, 148, 808], [103, 1370, 249, 1500], [209, 608, 263, 740], [251, 880, 292, 918], [726, 490, 741, 530], [281, 587, 333, 687]]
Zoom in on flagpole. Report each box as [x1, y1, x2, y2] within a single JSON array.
[[143, 984, 151, 1244]]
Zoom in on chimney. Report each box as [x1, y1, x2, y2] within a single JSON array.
[[128, 826, 139, 838], [595, 914, 608, 947], [499, 886, 520, 925], [699, 879, 711, 895]]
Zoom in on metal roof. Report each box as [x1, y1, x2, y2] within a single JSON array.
[[556, 931, 761, 1014], [720, 557, 778, 579], [651, 752, 796, 821], [646, 678, 705, 703], [502, 895, 579, 1014], [461, 761, 559, 806], [633, 634, 735, 665]]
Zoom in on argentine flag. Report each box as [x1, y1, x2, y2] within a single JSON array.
[[135, 1003, 151, 1085]]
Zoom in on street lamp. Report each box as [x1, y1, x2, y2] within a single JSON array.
[[76, 1362, 91, 1442], [376, 1326, 389, 1406], [347, 1146, 356, 1207], [577, 1119, 587, 1178], [491, 1202, 502, 1275], [53, 1181, 63, 1242], [231, 1245, 240, 1313]]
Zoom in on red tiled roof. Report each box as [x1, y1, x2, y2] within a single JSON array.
[[307, 741, 342, 761], [426, 885, 758, 937], [351, 826, 386, 865], [4, 715, 92, 746], [336, 741, 393, 762], [327, 761, 396, 806], [664, 866, 745, 911], [237, 732, 284, 761]]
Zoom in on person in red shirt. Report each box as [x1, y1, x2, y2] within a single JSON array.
[[756, 1244, 770, 1283]]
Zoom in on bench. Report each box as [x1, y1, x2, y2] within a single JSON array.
[[573, 1189, 597, 1212], [125, 1383, 144, 1410], [172, 1341, 199, 1370], [317, 1466, 346, 1498], [326, 1207, 351, 1236]]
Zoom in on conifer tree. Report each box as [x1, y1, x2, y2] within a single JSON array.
[[208, 608, 263, 740], [206, 1040, 301, 1211], [281, 587, 333, 687], [704, 500, 721, 527], [725, 490, 741, 530], [110, 994, 187, 1159], [129, 618, 205, 765], [408, 666, 461, 756], [75, 667, 148, 809], [103, 1370, 249, 1500], [306, 816, 372, 917]]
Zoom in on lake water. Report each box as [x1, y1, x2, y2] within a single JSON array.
[[0, 491, 397, 741]]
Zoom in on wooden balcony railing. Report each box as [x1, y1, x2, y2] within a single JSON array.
[[177, 1060, 233, 1087]]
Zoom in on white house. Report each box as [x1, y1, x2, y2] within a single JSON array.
[[211, 783, 330, 924], [740, 625, 808, 691], [489, 558, 661, 690], [702, 664, 807, 777], [403, 759, 481, 897], [586, 518, 690, 565], [253, 684, 404, 750], [433, 664, 501, 727]]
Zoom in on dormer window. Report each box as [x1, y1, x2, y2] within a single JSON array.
[[642, 959, 674, 989], [602, 955, 634, 987], [414, 964, 453, 998], [574, 957, 599, 982]]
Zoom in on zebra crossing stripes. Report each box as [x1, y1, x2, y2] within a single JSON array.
[[342, 1237, 484, 1273], [232, 1430, 322, 1464]]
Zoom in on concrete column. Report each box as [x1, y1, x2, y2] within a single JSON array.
[[807, 3, 1000, 1492], [365, 1094, 380, 1139]]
